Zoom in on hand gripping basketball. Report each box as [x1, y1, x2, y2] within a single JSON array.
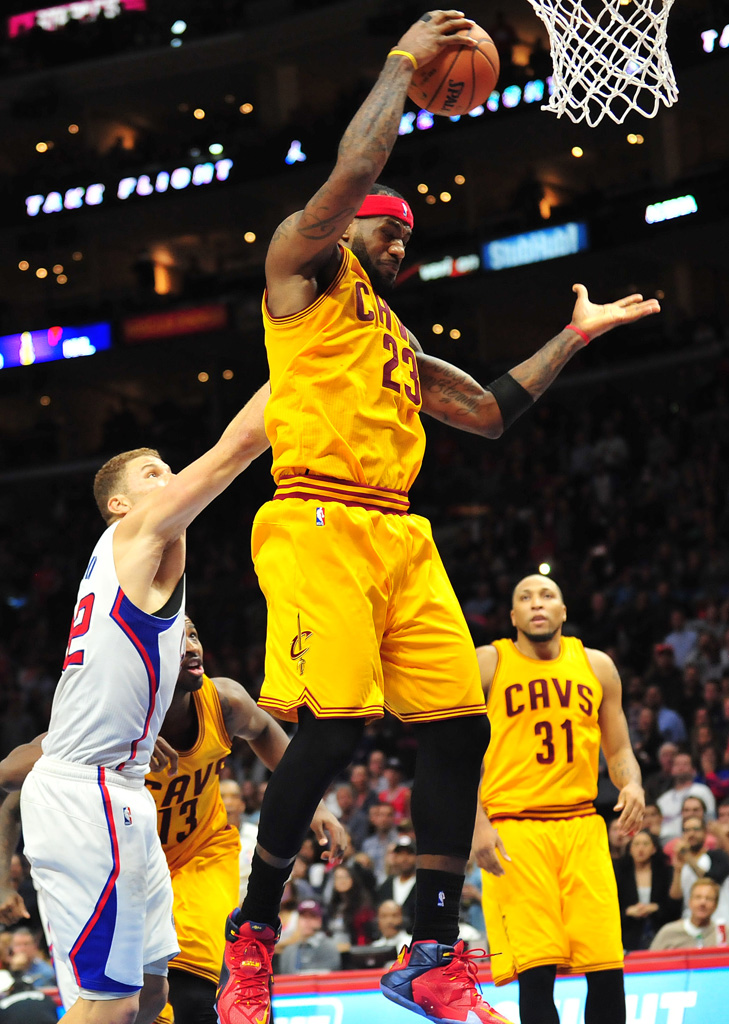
[[394, 10, 478, 71]]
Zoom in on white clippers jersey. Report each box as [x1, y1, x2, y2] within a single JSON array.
[[42, 522, 185, 779]]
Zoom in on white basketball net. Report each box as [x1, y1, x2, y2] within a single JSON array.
[[525, 0, 678, 127]]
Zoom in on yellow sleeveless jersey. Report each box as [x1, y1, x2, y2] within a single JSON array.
[[145, 674, 237, 872], [480, 637, 603, 820], [262, 245, 426, 493]]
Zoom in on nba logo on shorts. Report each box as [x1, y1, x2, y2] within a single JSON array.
[[123, 806, 133, 826], [316, 507, 325, 527]]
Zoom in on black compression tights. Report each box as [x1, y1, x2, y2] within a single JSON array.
[[256, 707, 366, 859], [167, 969, 217, 1024], [519, 966, 625, 1024]]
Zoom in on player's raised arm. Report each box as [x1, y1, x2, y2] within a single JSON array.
[[415, 283, 661, 438], [265, 11, 475, 310], [588, 648, 645, 836], [115, 381, 270, 548]]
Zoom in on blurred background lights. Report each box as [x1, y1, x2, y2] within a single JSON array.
[[539, 562, 552, 575], [35, 267, 47, 278], [417, 183, 428, 194], [72, 251, 83, 261], [432, 324, 444, 335], [40, 395, 51, 407], [198, 371, 209, 383], [244, 231, 256, 243], [68, 124, 79, 134], [18, 260, 29, 271], [57, 274, 68, 284], [193, 108, 205, 120], [425, 195, 436, 205], [171, 20, 187, 34], [449, 328, 461, 339], [440, 191, 452, 202], [35, 142, 48, 153], [170, 38, 182, 48], [454, 174, 466, 185], [52, 264, 63, 274], [209, 143, 224, 155], [571, 146, 584, 158], [222, 369, 234, 380], [239, 102, 253, 114]]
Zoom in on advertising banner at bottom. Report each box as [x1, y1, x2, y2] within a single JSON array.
[[273, 965, 726, 1024]]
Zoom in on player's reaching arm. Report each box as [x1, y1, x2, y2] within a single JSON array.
[[214, 678, 348, 860], [471, 645, 511, 875], [588, 648, 645, 836], [414, 284, 661, 438], [0, 733, 45, 793], [265, 11, 476, 315], [0, 792, 28, 925]]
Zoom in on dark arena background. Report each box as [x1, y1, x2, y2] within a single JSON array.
[[0, 1, 728, 1020]]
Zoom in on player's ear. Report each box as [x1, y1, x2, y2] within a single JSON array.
[[340, 219, 356, 244], [108, 492, 132, 517], [562, 605, 567, 622], [510, 608, 516, 627]]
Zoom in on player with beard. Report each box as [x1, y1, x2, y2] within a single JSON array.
[[216, 11, 660, 1024], [472, 575, 645, 1024]]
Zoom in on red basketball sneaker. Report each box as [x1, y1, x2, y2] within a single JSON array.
[[381, 939, 514, 1024], [215, 912, 278, 1024]]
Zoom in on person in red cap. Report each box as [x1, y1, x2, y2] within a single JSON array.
[[215, 11, 662, 1024]]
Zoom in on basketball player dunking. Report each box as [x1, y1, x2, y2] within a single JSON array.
[[18, 385, 269, 1024], [474, 575, 645, 1024], [215, 11, 660, 1024]]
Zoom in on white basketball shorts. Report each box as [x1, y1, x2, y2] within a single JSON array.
[[21, 756, 179, 999]]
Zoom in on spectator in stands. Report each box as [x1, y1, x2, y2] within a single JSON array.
[[362, 802, 398, 884], [378, 758, 410, 824], [7, 930, 55, 989], [643, 803, 664, 843], [614, 830, 681, 950], [349, 763, 378, 813], [325, 865, 375, 948], [709, 798, 729, 854], [664, 610, 699, 669], [650, 879, 721, 950], [367, 750, 387, 793], [630, 706, 661, 776], [220, 778, 258, 901], [0, 980, 58, 1024], [277, 880, 303, 953], [277, 900, 341, 974], [376, 835, 417, 933], [643, 644, 683, 710], [608, 817, 630, 861], [658, 753, 716, 839], [330, 783, 370, 850], [663, 796, 718, 861], [678, 665, 703, 727], [697, 745, 729, 805], [372, 899, 412, 951], [289, 856, 317, 903], [644, 685, 687, 745], [668, 816, 729, 922], [645, 742, 678, 803]]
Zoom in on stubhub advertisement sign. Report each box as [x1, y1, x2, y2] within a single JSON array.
[[272, 966, 726, 1024]]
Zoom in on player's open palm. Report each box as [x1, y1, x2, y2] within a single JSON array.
[[570, 283, 661, 342], [472, 819, 511, 877], [396, 10, 477, 69], [0, 886, 30, 926]]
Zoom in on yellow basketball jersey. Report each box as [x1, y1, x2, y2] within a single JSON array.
[[480, 637, 603, 820], [262, 245, 426, 492], [145, 674, 238, 871]]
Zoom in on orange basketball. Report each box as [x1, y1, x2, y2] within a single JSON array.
[[407, 23, 500, 116]]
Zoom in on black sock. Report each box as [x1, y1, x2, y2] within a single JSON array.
[[239, 852, 292, 931], [411, 868, 463, 946]]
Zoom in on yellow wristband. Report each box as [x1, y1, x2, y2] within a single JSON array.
[[388, 49, 419, 70]]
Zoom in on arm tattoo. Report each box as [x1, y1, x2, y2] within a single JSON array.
[[418, 359, 485, 426], [509, 331, 583, 402], [608, 752, 642, 789]]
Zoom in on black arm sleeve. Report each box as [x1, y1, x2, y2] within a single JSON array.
[[485, 372, 534, 431]]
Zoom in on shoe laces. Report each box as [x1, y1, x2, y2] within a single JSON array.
[[230, 936, 273, 1004], [443, 947, 492, 1006]]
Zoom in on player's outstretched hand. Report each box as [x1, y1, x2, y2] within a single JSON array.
[[614, 780, 645, 836], [0, 886, 30, 926], [311, 802, 347, 866], [569, 283, 661, 343], [150, 736, 179, 776], [395, 10, 477, 70], [472, 819, 511, 877]]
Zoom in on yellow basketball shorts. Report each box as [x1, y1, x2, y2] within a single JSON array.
[[154, 835, 239, 1022], [253, 489, 485, 723], [481, 815, 623, 985]]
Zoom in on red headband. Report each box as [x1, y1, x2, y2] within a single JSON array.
[[356, 194, 414, 229]]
